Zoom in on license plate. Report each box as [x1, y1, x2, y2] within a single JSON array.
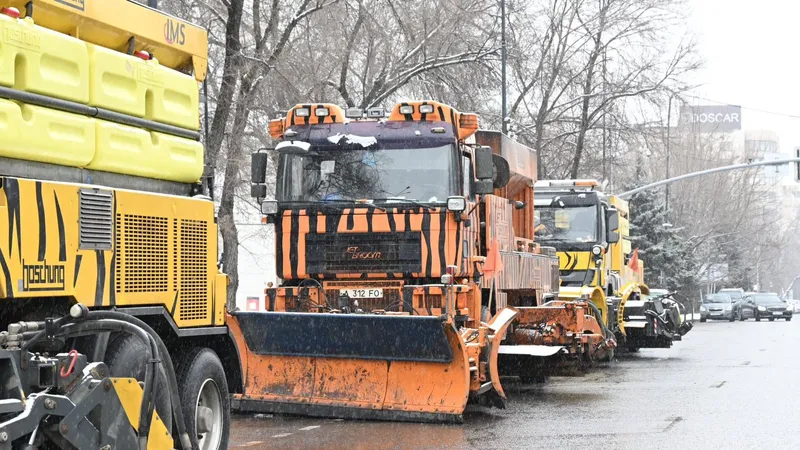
[[339, 289, 383, 299], [711, 312, 722, 316], [773, 312, 783, 316]]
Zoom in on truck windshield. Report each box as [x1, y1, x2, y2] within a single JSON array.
[[534, 206, 598, 243], [278, 145, 456, 203]]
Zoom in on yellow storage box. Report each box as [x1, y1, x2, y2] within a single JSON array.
[[87, 44, 200, 131], [0, 98, 95, 167], [89, 121, 203, 183], [0, 14, 89, 104], [143, 58, 200, 131]]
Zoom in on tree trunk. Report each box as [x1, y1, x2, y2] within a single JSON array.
[[218, 78, 256, 309], [206, 0, 245, 175], [570, 30, 603, 179]]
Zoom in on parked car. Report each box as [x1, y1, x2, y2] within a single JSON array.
[[699, 293, 735, 322], [719, 288, 745, 311], [740, 293, 793, 321]]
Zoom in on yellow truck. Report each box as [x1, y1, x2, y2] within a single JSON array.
[[533, 180, 691, 352], [0, 2, 236, 448]]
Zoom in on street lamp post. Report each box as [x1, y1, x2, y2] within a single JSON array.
[[500, 0, 507, 135], [665, 92, 677, 211]]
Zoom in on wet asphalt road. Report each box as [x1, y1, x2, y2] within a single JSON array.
[[230, 318, 800, 449]]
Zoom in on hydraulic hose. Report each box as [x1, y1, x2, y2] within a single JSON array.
[[85, 311, 192, 450], [585, 301, 613, 339], [55, 320, 156, 450], [644, 309, 671, 329], [19, 314, 77, 352], [18, 310, 192, 450]]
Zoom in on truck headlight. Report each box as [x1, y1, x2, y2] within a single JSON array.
[[261, 200, 279, 215], [591, 245, 603, 256], [447, 196, 466, 212]]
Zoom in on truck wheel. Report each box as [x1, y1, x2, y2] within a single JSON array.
[[176, 348, 230, 450], [104, 333, 172, 431]]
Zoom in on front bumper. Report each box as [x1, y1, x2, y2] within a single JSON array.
[[757, 310, 792, 319], [705, 310, 733, 320]]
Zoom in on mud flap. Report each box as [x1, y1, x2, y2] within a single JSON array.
[[486, 307, 518, 400]]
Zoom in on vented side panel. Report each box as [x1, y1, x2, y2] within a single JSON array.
[[79, 190, 113, 250], [177, 219, 209, 322], [115, 215, 169, 293]]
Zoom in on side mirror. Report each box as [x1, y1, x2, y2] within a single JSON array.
[[251, 151, 270, 184], [606, 208, 620, 244], [474, 180, 494, 195], [251, 150, 270, 199], [474, 146, 494, 180], [251, 184, 267, 198]]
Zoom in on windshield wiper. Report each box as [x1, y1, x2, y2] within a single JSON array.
[[315, 198, 386, 211], [373, 197, 437, 211]]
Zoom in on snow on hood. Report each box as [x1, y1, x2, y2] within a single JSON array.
[[327, 133, 378, 148], [276, 140, 311, 151]]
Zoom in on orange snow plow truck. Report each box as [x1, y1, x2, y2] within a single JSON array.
[[248, 102, 569, 422]]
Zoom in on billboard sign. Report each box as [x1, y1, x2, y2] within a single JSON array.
[[680, 105, 742, 133]]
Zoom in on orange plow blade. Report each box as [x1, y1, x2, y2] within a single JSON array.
[[228, 312, 471, 423]]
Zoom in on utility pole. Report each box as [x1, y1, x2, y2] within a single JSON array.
[[500, 0, 507, 135], [665, 95, 672, 211]]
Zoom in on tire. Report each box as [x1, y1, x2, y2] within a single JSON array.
[[700, 318, 706, 323], [104, 333, 172, 431], [728, 314, 735, 322], [787, 317, 792, 322], [175, 348, 230, 450], [769, 317, 775, 322], [739, 311, 745, 321], [755, 314, 761, 322]]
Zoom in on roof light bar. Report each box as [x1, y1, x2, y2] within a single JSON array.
[[315, 107, 330, 117], [419, 104, 434, 114], [345, 108, 363, 118], [399, 105, 414, 115], [367, 108, 385, 118], [294, 108, 310, 117]]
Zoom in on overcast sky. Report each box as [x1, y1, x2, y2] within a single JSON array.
[[688, 0, 800, 153]]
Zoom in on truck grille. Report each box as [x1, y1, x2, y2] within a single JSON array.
[[306, 232, 422, 274]]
